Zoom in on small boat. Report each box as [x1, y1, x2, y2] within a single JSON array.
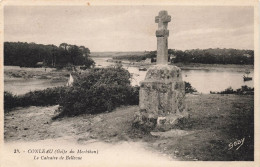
[[243, 76, 252, 81], [243, 69, 252, 81], [139, 67, 147, 71]]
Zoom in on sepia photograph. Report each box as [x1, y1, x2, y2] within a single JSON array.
[[1, 1, 259, 166]]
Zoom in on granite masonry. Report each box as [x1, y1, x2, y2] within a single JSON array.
[[134, 10, 188, 131]]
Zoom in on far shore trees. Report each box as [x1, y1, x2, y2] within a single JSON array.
[[4, 42, 94, 68], [113, 48, 254, 65]]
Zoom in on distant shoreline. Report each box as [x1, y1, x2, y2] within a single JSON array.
[[175, 63, 254, 72]]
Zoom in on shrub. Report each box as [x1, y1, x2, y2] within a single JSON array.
[[221, 87, 235, 94], [57, 66, 139, 117], [185, 82, 197, 94], [4, 91, 18, 111], [19, 87, 66, 107], [236, 85, 254, 95], [4, 87, 66, 110], [210, 85, 254, 95]]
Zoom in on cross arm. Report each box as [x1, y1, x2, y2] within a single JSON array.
[[155, 14, 171, 23]]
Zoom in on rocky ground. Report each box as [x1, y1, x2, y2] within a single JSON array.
[[4, 94, 254, 161]]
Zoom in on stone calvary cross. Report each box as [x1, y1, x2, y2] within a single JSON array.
[[134, 10, 187, 131], [155, 10, 171, 65]]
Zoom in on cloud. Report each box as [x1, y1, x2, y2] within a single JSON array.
[[4, 6, 254, 51]]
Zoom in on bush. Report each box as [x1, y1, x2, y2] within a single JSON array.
[[218, 87, 235, 94], [185, 82, 197, 94], [210, 85, 254, 95], [57, 66, 139, 117], [4, 91, 18, 111], [4, 87, 66, 110], [236, 85, 254, 95], [19, 87, 66, 106]]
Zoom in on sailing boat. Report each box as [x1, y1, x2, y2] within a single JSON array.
[[243, 69, 252, 81]]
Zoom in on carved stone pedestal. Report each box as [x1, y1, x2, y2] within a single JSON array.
[[133, 65, 187, 131]]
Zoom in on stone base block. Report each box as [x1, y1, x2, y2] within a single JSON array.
[[133, 107, 189, 131], [133, 65, 187, 131]]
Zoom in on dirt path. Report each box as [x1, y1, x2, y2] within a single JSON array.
[[4, 105, 143, 143], [4, 105, 175, 166]]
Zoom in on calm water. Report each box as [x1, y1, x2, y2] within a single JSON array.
[[182, 70, 253, 93], [93, 57, 254, 94], [5, 78, 65, 95], [4, 66, 65, 95]]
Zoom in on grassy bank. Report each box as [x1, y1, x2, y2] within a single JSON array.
[[4, 94, 254, 161], [162, 94, 254, 160]]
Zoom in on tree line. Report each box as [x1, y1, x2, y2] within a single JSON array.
[[4, 42, 95, 68], [169, 48, 254, 64], [113, 48, 254, 65]]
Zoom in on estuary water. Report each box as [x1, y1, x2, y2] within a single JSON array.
[[93, 57, 254, 94]]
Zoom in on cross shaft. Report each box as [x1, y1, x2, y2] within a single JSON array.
[[155, 10, 171, 65]]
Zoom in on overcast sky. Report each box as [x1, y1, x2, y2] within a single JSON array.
[[4, 6, 254, 52]]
